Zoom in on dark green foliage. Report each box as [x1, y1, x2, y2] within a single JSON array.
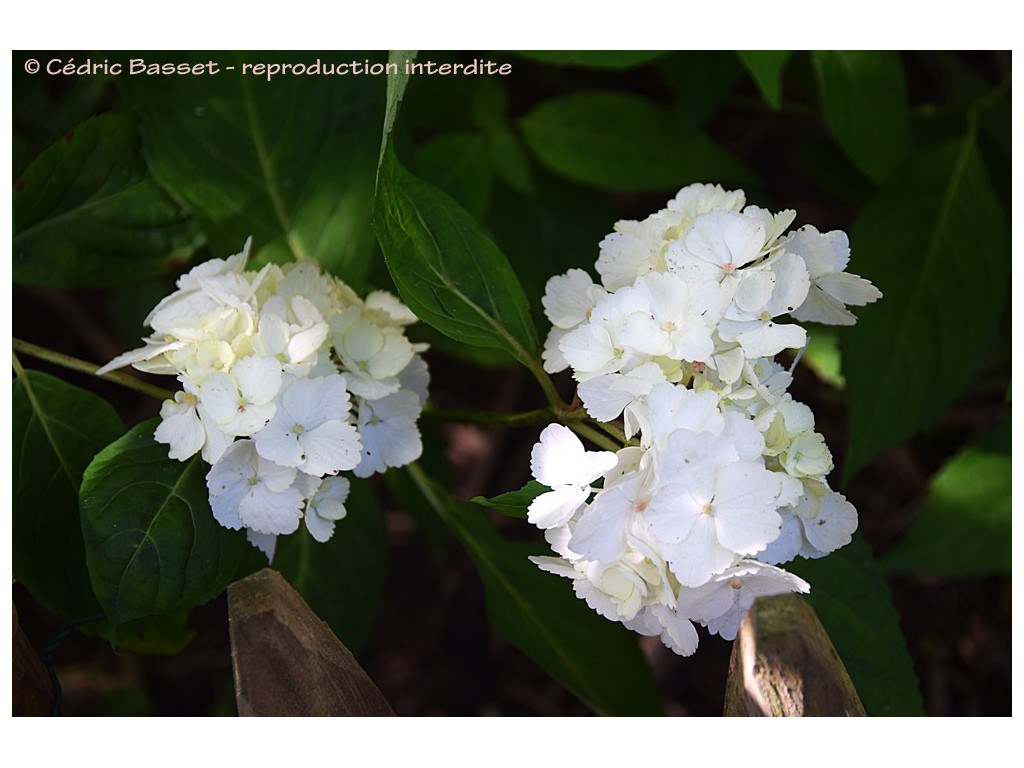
[[13, 113, 203, 288], [80, 419, 247, 630]]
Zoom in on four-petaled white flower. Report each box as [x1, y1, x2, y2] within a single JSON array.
[[253, 374, 362, 477], [528, 424, 618, 529], [206, 439, 305, 537], [200, 356, 282, 437]]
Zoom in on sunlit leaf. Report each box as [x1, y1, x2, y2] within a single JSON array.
[[520, 91, 754, 191], [813, 51, 912, 185], [882, 420, 1011, 576], [409, 465, 662, 716], [80, 419, 246, 629], [802, 327, 845, 388], [841, 137, 1009, 479], [13, 370, 124, 621], [13, 113, 203, 288], [788, 534, 925, 716]]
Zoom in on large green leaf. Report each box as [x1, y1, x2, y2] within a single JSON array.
[[374, 146, 540, 367], [520, 90, 754, 191], [80, 419, 246, 629], [841, 137, 1009, 479], [272, 478, 389, 655], [882, 420, 1011, 576], [408, 465, 662, 716], [788, 534, 924, 716], [12, 369, 124, 621], [127, 51, 384, 283], [12, 113, 203, 288], [737, 51, 792, 109], [813, 51, 912, 185]]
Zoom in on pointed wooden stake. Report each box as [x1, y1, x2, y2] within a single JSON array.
[[228, 568, 395, 716], [724, 594, 866, 717]]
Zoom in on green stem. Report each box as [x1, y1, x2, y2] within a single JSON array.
[[423, 407, 558, 429], [12, 338, 174, 401], [523, 355, 567, 411], [566, 420, 621, 453]]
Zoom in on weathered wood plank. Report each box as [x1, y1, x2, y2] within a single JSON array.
[[228, 568, 395, 717], [724, 594, 866, 717]]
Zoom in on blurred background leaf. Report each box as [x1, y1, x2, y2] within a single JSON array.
[[841, 135, 1009, 480], [813, 50, 912, 185], [882, 419, 1011, 577], [737, 50, 792, 109], [512, 51, 667, 70], [520, 90, 756, 191]]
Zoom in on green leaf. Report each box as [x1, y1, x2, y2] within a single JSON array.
[[12, 113, 203, 289], [737, 51, 792, 109], [13, 370, 124, 621], [408, 465, 662, 715], [882, 421, 1011, 576], [513, 51, 666, 69], [380, 49, 417, 171], [788, 534, 924, 716], [272, 478, 389, 655], [374, 146, 540, 367], [520, 90, 754, 191], [472, 481, 546, 519], [841, 137, 1009, 479], [813, 51, 912, 185], [80, 419, 247, 629], [127, 52, 384, 283]]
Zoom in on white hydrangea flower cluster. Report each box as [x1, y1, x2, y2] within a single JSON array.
[[529, 183, 881, 656], [99, 238, 429, 561]]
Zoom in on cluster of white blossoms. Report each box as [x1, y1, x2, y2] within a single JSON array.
[[99, 239, 429, 561], [529, 183, 881, 655]]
